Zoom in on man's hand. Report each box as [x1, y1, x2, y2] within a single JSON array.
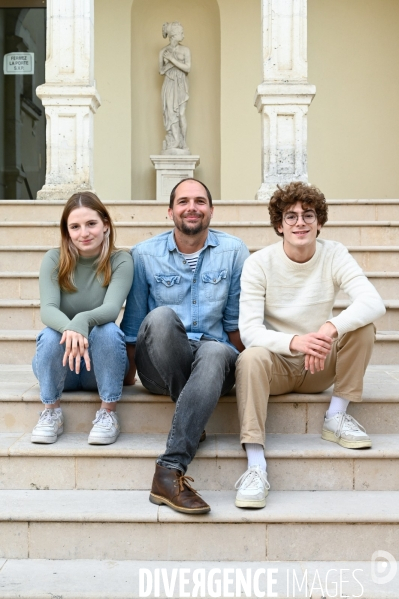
[[290, 331, 333, 357], [60, 330, 90, 374], [305, 354, 325, 374], [227, 330, 245, 353], [124, 344, 137, 385], [317, 321, 338, 341], [291, 322, 338, 374]]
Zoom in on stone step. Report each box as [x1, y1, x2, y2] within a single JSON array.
[[1, 271, 398, 301], [0, 365, 398, 434], [0, 489, 398, 561], [2, 198, 399, 221], [2, 221, 399, 246], [0, 329, 397, 365], [0, 558, 397, 598], [0, 273, 39, 300], [1, 245, 399, 272], [0, 299, 397, 330], [1, 432, 399, 492], [336, 272, 399, 299]]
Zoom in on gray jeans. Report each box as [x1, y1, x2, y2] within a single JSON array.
[[135, 307, 237, 473]]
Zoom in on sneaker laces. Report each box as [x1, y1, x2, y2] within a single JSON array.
[[235, 466, 270, 491], [335, 412, 366, 438], [92, 409, 114, 428], [38, 409, 58, 425]]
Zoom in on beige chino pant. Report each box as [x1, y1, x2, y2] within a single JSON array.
[[235, 324, 375, 447]]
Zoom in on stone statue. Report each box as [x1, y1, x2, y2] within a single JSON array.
[[159, 22, 191, 154]]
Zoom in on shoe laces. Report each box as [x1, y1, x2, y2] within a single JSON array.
[[174, 474, 201, 496], [335, 412, 366, 438], [92, 409, 114, 428], [38, 409, 58, 425], [235, 466, 270, 491]]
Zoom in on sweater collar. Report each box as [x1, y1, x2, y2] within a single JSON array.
[[277, 239, 321, 269], [77, 254, 99, 266]]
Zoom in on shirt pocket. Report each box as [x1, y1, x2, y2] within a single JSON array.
[[154, 274, 183, 305], [202, 269, 228, 302]]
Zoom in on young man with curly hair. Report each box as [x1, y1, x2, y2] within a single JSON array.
[[234, 181, 385, 509]]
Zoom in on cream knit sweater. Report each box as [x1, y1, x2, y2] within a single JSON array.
[[239, 239, 386, 356]]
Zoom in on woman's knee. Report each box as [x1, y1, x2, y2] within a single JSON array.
[[90, 323, 125, 349], [35, 327, 63, 355]]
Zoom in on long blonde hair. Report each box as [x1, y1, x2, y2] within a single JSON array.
[[58, 192, 117, 293]]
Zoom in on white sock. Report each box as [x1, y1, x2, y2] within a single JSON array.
[[327, 396, 349, 419], [245, 443, 267, 472], [54, 407, 62, 414]]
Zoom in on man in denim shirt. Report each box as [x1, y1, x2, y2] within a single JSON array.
[[121, 178, 249, 514]]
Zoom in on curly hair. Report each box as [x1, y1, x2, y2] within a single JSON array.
[[269, 181, 328, 238]]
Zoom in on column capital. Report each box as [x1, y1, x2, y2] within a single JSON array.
[[255, 83, 316, 110], [36, 84, 101, 112]]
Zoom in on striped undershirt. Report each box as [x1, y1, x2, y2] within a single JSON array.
[[182, 249, 202, 272]]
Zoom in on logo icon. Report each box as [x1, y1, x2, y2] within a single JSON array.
[[371, 550, 397, 585]]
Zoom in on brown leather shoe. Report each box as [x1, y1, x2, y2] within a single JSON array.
[[149, 464, 210, 514]]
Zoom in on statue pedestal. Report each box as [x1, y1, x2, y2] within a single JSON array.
[[150, 155, 200, 202]]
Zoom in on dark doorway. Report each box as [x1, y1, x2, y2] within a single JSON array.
[[0, 2, 46, 199]]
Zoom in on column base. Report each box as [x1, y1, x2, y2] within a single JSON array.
[[150, 155, 200, 202], [256, 176, 309, 201], [37, 184, 95, 201]]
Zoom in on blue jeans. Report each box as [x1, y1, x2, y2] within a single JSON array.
[[135, 307, 237, 473], [32, 324, 129, 405]]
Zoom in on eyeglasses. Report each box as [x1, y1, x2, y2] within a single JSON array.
[[283, 211, 317, 225]]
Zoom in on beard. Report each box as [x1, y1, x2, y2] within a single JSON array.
[[174, 214, 211, 236]]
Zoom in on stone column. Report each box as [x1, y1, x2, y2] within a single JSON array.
[[255, 0, 316, 200], [36, 0, 100, 200]]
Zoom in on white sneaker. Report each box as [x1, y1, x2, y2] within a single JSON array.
[[88, 408, 121, 445], [322, 411, 372, 449], [235, 465, 270, 509], [31, 408, 64, 444]]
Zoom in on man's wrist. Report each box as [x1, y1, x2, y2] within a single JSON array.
[[324, 321, 338, 338]]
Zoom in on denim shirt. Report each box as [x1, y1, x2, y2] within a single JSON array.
[[120, 229, 250, 352]]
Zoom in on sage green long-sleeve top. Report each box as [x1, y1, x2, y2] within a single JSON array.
[[39, 248, 134, 339]]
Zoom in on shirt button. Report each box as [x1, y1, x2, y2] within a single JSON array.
[[193, 279, 196, 283], [193, 321, 197, 326], [167, 281, 170, 285], [213, 279, 216, 282], [193, 300, 196, 304], [183, 260, 186, 264]]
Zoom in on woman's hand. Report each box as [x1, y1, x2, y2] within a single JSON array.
[[60, 330, 90, 374]]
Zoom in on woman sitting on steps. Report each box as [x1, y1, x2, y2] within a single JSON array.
[[31, 192, 133, 445]]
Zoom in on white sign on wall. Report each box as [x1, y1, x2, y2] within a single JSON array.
[[3, 53, 34, 75]]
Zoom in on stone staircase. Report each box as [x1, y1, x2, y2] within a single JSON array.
[[0, 199, 398, 597]]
